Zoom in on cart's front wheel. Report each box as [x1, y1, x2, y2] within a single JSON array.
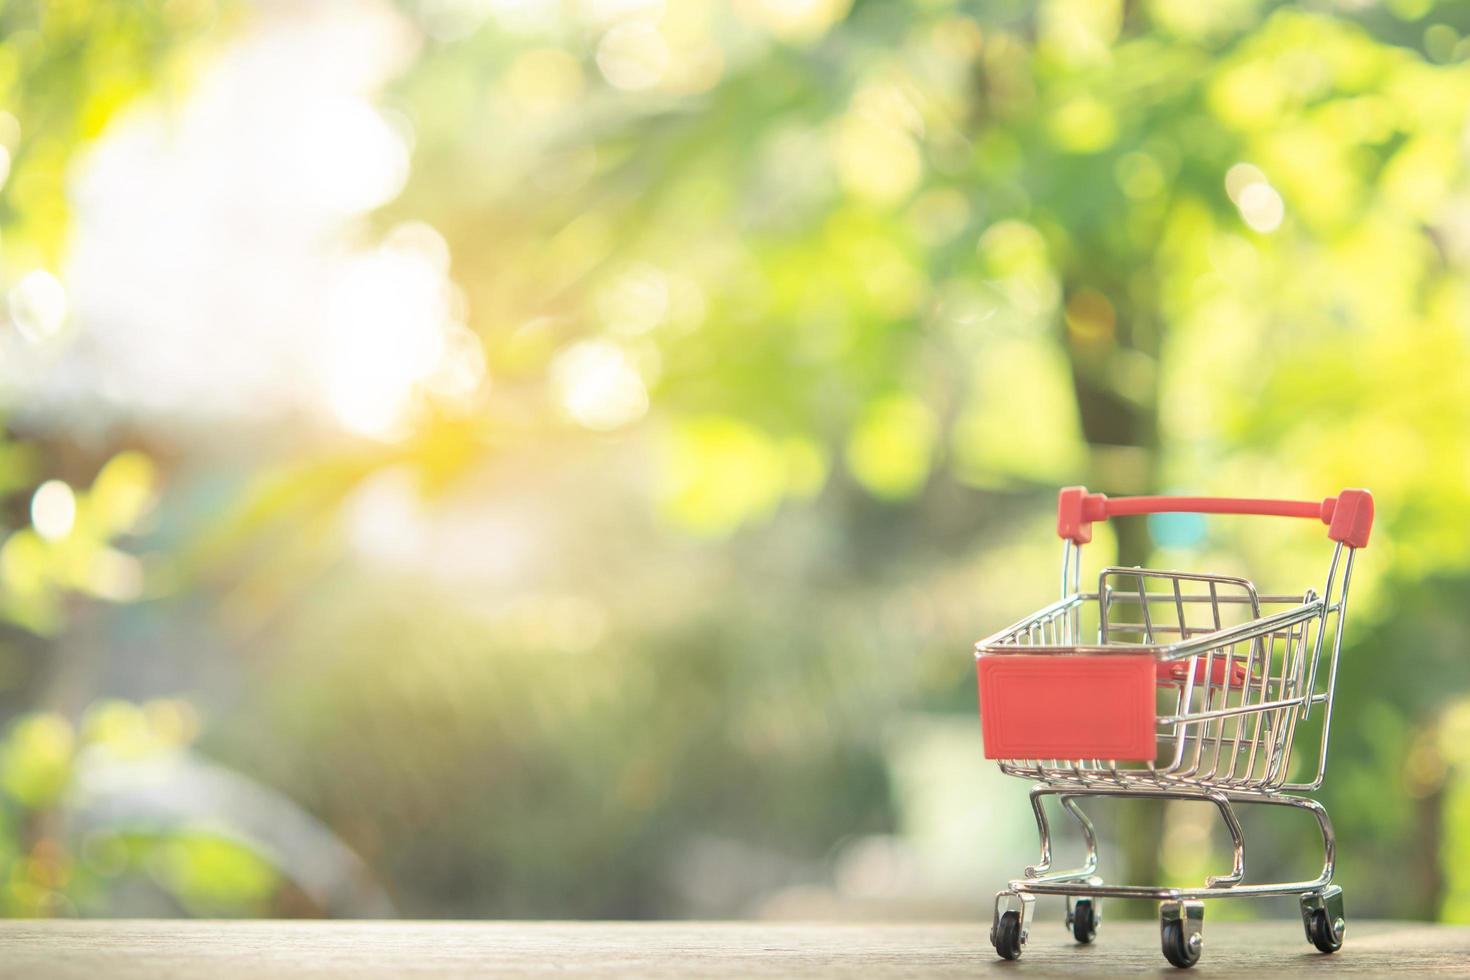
[[992, 910, 1023, 960], [1161, 919, 1200, 968], [1300, 887, 1345, 954], [1306, 907, 1344, 953], [1068, 898, 1098, 944]]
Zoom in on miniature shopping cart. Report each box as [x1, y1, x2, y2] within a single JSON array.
[[975, 487, 1373, 968]]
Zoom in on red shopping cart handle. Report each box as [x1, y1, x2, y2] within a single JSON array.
[[1056, 487, 1373, 548]]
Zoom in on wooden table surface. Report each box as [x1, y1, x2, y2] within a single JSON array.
[[4, 919, 1468, 977]]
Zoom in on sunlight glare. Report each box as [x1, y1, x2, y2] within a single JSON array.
[[299, 97, 410, 215], [1238, 181, 1285, 233], [1224, 162, 1268, 204], [596, 22, 669, 91], [8, 270, 68, 344], [31, 480, 76, 541], [551, 340, 649, 431], [322, 243, 452, 439]]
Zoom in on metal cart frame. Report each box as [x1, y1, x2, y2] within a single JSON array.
[[974, 487, 1373, 967]]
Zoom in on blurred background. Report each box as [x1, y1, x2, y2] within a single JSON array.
[[0, 0, 1467, 925]]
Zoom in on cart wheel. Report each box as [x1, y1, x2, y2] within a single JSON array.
[[1068, 898, 1098, 944], [1306, 907, 1344, 953], [1161, 918, 1201, 969], [992, 910, 1023, 960]]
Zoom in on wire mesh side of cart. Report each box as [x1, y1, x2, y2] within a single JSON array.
[[975, 543, 1357, 792]]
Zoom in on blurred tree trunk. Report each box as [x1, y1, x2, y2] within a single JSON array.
[[1413, 778, 1445, 919], [1061, 278, 1163, 915]]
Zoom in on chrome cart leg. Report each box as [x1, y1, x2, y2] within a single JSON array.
[[1024, 787, 1053, 877], [1023, 789, 1099, 882], [1302, 797, 1337, 888], [1231, 792, 1337, 891], [1159, 900, 1204, 969], [1300, 885, 1345, 953], [990, 890, 1035, 961], [1059, 795, 1099, 875], [1204, 792, 1245, 888]]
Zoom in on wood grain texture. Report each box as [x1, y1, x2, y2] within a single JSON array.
[[2, 919, 1468, 977]]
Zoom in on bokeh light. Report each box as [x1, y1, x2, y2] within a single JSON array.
[[30, 481, 76, 542], [320, 228, 467, 439], [8, 270, 67, 345], [597, 22, 669, 91], [551, 339, 650, 430]]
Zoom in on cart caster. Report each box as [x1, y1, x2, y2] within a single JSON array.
[[1300, 886, 1345, 953], [990, 891, 1034, 961], [1160, 900, 1203, 968], [1065, 896, 1098, 944], [993, 910, 1022, 960]]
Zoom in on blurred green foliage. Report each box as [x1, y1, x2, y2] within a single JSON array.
[[0, 699, 279, 916], [0, 451, 158, 633], [2, 0, 1470, 925], [0, 0, 220, 267], [360, 0, 1470, 916], [0, 0, 274, 919]]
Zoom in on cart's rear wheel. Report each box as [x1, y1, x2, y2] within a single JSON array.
[[1306, 907, 1344, 953], [1161, 918, 1201, 968], [992, 910, 1023, 960], [1068, 898, 1097, 944]]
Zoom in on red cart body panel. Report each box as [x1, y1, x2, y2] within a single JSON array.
[[977, 655, 1157, 761]]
